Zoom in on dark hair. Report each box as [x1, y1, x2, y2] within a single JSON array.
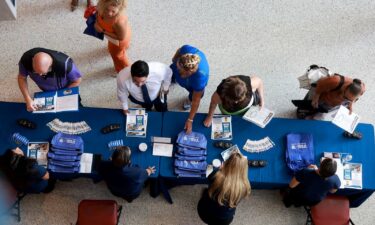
[[348, 79, 363, 96], [319, 158, 337, 178], [111, 146, 131, 168], [131, 60, 149, 77], [219, 76, 252, 112]]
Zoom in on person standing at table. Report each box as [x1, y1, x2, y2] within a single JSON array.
[[170, 44, 209, 134], [95, 0, 131, 73], [203, 75, 265, 127], [17, 47, 82, 112], [197, 152, 251, 225], [117, 60, 172, 114], [0, 148, 55, 194], [282, 158, 341, 207], [311, 75, 365, 114], [99, 146, 155, 202]]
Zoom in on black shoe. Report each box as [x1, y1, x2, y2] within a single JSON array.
[[101, 124, 121, 134], [17, 119, 37, 129], [343, 131, 362, 140], [213, 141, 234, 150]]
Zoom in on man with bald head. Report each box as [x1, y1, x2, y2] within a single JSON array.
[[18, 48, 82, 111]]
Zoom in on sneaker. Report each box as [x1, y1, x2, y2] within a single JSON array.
[[182, 97, 191, 110]]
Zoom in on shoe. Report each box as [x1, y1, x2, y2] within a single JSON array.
[[343, 131, 362, 140], [182, 97, 191, 110], [248, 160, 267, 167], [213, 141, 234, 150], [101, 124, 121, 134], [17, 119, 36, 129]]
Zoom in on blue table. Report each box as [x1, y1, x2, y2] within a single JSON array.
[[0, 102, 161, 179], [160, 111, 375, 206]]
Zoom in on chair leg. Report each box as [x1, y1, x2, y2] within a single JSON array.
[[304, 206, 313, 225], [349, 218, 355, 225], [116, 205, 123, 225]]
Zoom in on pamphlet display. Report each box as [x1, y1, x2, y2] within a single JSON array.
[[27, 142, 49, 167], [211, 115, 232, 140], [242, 106, 274, 128], [126, 108, 148, 137], [33, 87, 79, 113]]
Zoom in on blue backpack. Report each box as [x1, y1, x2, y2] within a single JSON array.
[[286, 133, 315, 172]]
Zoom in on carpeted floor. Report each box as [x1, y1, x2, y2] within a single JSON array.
[[0, 0, 374, 224]]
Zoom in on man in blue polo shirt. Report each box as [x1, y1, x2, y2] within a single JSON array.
[[283, 158, 341, 207], [170, 45, 209, 134], [17, 48, 82, 112]]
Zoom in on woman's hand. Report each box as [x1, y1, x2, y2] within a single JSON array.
[[94, 22, 104, 33]]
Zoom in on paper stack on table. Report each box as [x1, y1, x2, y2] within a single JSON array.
[[211, 115, 232, 140], [126, 108, 148, 137], [242, 137, 275, 153], [47, 118, 91, 135], [242, 106, 274, 128]]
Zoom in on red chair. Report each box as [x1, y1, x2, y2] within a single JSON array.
[[77, 199, 122, 225], [305, 195, 355, 225]]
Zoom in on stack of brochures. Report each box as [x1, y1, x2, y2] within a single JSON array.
[[33, 87, 79, 113], [242, 106, 274, 128], [126, 108, 148, 137], [242, 137, 275, 153], [323, 152, 362, 189], [211, 115, 232, 140]]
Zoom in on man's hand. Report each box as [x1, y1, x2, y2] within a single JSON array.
[[311, 95, 319, 108], [123, 109, 129, 115], [308, 164, 318, 170], [184, 119, 193, 134], [203, 116, 212, 127], [26, 100, 36, 112], [146, 166, 156, 176]]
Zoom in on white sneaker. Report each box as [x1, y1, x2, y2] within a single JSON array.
[[183, 97, 191, 110]]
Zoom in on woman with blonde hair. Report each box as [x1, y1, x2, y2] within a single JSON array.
[[203, 75, 265, 127], [197, 152, 251, 225], [95, 0, 131, 73], [170, 45, 209, 134]]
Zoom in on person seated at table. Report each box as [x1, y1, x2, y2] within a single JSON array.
[[282, 158, 341, 207], [117, 60, 172, 114], [0, 147, 55, 194], [99, 146, 155, 202], [311, 75, 365, 115], [18, 47, 82, 112], [197, 152, 251, 225], [170, 44, 209, 134], [203, 75, 265, 127]]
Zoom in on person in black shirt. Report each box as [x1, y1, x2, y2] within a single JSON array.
[[283, 158, 341, 207], [99, 146, 155, 202], [203, 75, 265, 127], [197, 152, 251, 225]]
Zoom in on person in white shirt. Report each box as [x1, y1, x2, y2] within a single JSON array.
[[117, 60, 172, 114]]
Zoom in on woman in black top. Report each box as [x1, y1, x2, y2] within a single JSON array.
[[203, 75, 265, 127], [197, 152, 251, 225]]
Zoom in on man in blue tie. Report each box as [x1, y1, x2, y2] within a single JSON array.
[[117, 60, 172, 114]]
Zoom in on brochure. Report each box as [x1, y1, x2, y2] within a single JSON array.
[[152, 143, 174, 157], [242, 106, 274, 128], [27, 142, 49, 167], [33, 87, 79, 113], [323, 152, 362, 189], [211, 115, 232, 140], [126, 108, 148, 137], [221, 145, 240, 161], [331, 105, 360, 134], [79, 153, 93, 173]]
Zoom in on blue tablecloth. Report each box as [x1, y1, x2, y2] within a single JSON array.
[[160, 111, 375, 206], [0, 102, 160, 178]]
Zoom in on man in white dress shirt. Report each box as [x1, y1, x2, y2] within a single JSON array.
[[117, 60, 172, 114]]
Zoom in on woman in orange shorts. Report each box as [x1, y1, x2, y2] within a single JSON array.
[[95, 0, 131, 73]]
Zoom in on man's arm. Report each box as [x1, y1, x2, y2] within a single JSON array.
[[288, 177, 300, 188], [162, 66, 173, 92], [203, 92, 221, 127], [17, 74, 36, 112], [117, 75, 130, 114], [184, 90, 203, 134], [67, 78, 81, 88]]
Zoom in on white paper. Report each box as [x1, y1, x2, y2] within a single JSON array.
[[211, 115, 232, 140], [79, 153, 93, 173], [27, 142, 49, 167], [221, 145, 240, 161], [331, 106, 360, 133], [56, 93, 78, 112], [152, 143, 173, 157], [242, 106, 274, 128]]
